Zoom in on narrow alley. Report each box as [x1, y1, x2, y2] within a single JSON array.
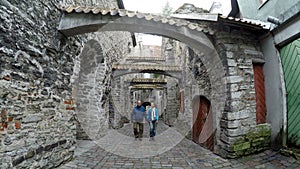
[[1, 0, 300, 168]]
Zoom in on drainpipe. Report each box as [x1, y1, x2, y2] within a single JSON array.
[[118, 0, 137, 47], [228, 0, 240, 18], [117, 0, 125, 9]]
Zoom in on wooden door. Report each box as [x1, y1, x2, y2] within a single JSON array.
[[192, 96, 213, 150], [280, 38, 300, 147], [253, 63, 266, 124]]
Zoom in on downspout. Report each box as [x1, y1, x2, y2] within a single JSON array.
[[228, 0, 240, 17], [117, 0, 137, 47], [117, 0, 125, 9]]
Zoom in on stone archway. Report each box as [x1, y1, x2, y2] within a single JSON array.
[[59, 7, 227, 156]]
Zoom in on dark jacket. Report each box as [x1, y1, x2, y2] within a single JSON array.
[[131, 106, 146, 123]]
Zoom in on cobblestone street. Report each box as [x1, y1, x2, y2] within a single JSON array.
[[60, 123, 300, 169]]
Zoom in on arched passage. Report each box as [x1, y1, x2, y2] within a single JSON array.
[[60, 7, 227, 154]]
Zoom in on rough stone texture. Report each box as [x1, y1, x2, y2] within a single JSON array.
[[213, 29, 266, 157], [65, 3, 271, 159], [110, 75, 132, 129], [160, 7, 268, 157], [164, 77, 180, 126], [0, 0, 130, 168], [110, 37, 169, 129], [232, 123, 271, 157], [0, 0, 80, 167], [161, 37, 213, 137], [0, 1, 274, 165], [71, 30, 131, 139]]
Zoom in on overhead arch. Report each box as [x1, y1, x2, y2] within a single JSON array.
[[60, 7, 227, 155]]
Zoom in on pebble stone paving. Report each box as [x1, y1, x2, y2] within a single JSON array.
[[60, 122, 300, 169]]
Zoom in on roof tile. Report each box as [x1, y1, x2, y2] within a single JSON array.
[[60, 5, 267, 36]]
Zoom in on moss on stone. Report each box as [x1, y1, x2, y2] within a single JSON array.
[[233, 123, 271, 157]]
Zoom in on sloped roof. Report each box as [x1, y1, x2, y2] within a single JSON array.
[[61, 5, 267, 35], [60, 6, 206, 35]]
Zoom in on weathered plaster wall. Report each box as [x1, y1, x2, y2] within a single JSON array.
[[237, 0, 299, 22], [260, 35, 285, 149]]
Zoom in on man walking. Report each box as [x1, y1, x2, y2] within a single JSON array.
[[131, 100, 146, 141]]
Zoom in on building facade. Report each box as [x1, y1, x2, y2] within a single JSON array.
[[238, 0, 300, 148]]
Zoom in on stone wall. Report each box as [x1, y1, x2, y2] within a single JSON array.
[[72, 31, 131, 139], [233, 123, 271, 157], [0, 0, 130, 168], [214, 30, 267, 157], [165, 77, 180, 126], [161, 12, 269, 157], [0, 0, 81, 167]]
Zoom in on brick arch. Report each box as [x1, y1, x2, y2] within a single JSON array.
[[59, 8, 227, 154]]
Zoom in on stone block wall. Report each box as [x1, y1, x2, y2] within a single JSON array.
[[72, 30, 131, 139], [233, 123, 271, 156], [165, 77, 180, 126], [214, 30, 267, 157], [0, 0, 130, 168], [161, 18, 269, 157], [0, 0, 82, 167]]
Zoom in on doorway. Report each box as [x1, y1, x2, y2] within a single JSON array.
[[192, 95, 214, 151]]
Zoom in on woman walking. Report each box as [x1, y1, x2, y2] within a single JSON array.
[[147, 102, 159, 141]]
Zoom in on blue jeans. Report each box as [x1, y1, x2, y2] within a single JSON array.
[[149, 120, 157, 137]]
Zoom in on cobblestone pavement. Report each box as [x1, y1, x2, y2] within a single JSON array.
[[60, 122, 300, 169]]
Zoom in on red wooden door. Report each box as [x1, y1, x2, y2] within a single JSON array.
[[253, 63, 266, 124], [192, 96, 213, 150]]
